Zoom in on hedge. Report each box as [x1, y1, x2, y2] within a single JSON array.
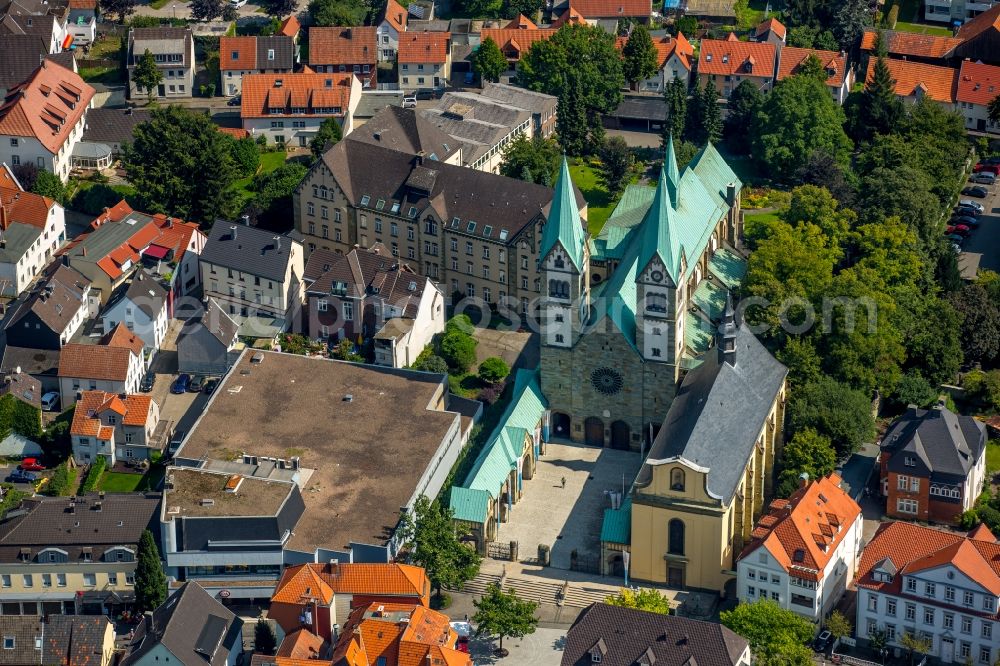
[[45, 462, 76, 497], [80, 457, 107, 493], [0, 394, 41, 440]]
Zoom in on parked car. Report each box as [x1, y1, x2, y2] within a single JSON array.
[[227, 94, 241, 106], [204, 377, 220, 395], [171, 374, 190, 394], [956, 204, 982, 217], [402, 96, 416, 108], [947, 225, 971, 237], [19, 458, 44, 471], [947, 233, 965, 244], [8, 469, 37, 483], [983, 157, 1000, 166], [140, 371, 156, 392], [959, 199, 985, 213], [188, 375, 205, 393], [974, 163, 1000, 175], [168, 430, 186, 454], [971, 172, 997, 185], [963, 186, 989, 198], [40, 392, 59, 411], [813, 630, 833, 653], [952, 215, 980, 227]]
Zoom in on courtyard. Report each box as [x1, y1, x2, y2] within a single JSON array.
[[496, 440, 642, 570]]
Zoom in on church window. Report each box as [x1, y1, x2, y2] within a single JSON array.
[[670, 468, 685, 491], [549, 280, 570, 299], [555, 334, 564, 343], [668, 519, 685, 555], [646, 292, 667, 313], [554, 314, 564, 323], [652, 327, 662, 335], [651, 348, 661, 357], [554, 255, 565, 269]]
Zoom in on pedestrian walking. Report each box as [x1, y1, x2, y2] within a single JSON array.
[[561, 476, 566, 489]]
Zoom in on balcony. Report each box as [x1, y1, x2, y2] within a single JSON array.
[[791, 594, 814, 609]]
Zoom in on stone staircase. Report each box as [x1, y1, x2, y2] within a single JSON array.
[[461, 571, 613, 609]]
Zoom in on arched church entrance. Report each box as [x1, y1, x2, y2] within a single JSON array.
[[610, 420, 630, 450], [552, 412, 571, 439], [584, 417, 604, 446]]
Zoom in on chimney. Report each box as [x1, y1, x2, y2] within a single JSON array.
[[415, 150, 425, 166], [241, 214, 250, 226], [799, 472, 809, 489], [230, 225, 238, 240], [274, 236, 282, 251]]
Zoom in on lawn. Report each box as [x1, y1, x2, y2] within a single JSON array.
[[744, 211, 781, 225], [98, 466, 164, 493], [233, 150, 286, 197], [893, 21, 953, 35], [79, 67, 124, 85], [987, 441, 1000, 475], [149, 0, 185, 10], [569, 162, 617, 237], [87, 35, 122, 59]]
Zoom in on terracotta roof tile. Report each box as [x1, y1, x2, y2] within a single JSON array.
[[505, 13, 537, 28], [278, 15, 300, 38], [551, 6, 586, 26], [957, 59, 1000, 105], [276, 630, 326, 660], [218, 126, 250, 139], [0, 60, 95, 154], [616, 32, 693, 70], [956, 3, 1000, 41], [381, 0, 408, 33], [220, 36, 258, 70], [271, 563, 428, 605], [755, 16, 785, 39], [859, 29, 963, 58], [58, 344, 135, 382], [777, 47, 848, 87], [398, 32, 450, 64], [241, 73, 353, 119], [698, 38, 776, 77], [331, 603, 470, 666], [69, 0, 97, 9], [480, 28, 555, 59], [865, 57, 958, 103], [568, 0, 650, 18], [101, 322, 145, 355], [71, 389, 154, 437], [971, 523, 997, 542], [309, 26, 377, 66], [0, 185, 54, 230]]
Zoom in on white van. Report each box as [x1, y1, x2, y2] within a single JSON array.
[[41, 392, 60, 411]]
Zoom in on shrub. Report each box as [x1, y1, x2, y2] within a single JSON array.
[[478, 357, 510, 384], [479, 383, 504, 405], [440, 332, 477, 373], [446, 314, 475, 336], [45, 462, 75, 497], [80, 457, 106, 493], [886, 4, 899, 28], [415, 354, 449, 374]]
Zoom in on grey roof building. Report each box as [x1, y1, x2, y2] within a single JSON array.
[[561, 603, 751, 666], [0, 35, 53, 94], [4, 264, 92, 350], [200, 223, 297, 284], [176, 298, 242, 377], [346, 105, 462, 164], [480, 82, 557, 138], [81, 107, 153, 154], [419, 91, 531, 171], [122, 582, 244, 666], [0, 615, 114, 666], [126, 27, 195, 100]]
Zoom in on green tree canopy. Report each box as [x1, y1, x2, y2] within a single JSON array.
[[622, 25, 658, 88], [190, 0, 224, 21], [102, 0, 136, 22], [310, 116, 343, 159], [500, 135, 560, 185], [473, 583, 539, 654], [858, 55, 903, 140], [31, 170, 66, 204], [949, 282, 1000, 365], [556, 70, 588, 155], [604, 587, 672, 614], [478, 356, 511, 384], [441, 331, 478, 372], [308, 0, 367, 26], [133, 49, 163, 102], [229, 136, 261, 178], [404, 496, 481, 601], [473, 37, 509, 84], [720, 600, 814, 666], [250, 162, 309, 227], [989, 93, 1000, 125], [724, 79, 762, 155], [663, 76, 688, 148], [776, 428, 837, 497], [134, 529, 167, 613], [789, 377, 876, 457], [122, 106, 237, 223], [254, 618, 277, 655], [598, 135, 633, 195]]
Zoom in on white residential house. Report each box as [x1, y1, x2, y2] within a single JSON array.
[[101, 272, 169, 355], [736, 473, 864, 622], [127, 27, 195, 100], [70, 389, 161, 464], [376, 0, 408, 60], [373, 279, 446, 367], [240, 73, 363, 147], [398, 32, 452, 91], [57, 325, 146, 406], [0, 164, 68, 296], [856, 521, 1000, 665], [0, 61, 95, 182], [957, 60, 1000, 135]]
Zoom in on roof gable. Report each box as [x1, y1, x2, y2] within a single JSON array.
[[0, 60, 95, 154], [865, 57, 958, 103]]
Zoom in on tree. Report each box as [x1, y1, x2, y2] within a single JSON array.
[[404, 496, 481, 603], [832, 0, 870, 50], [900, 632, 932, 666], [11, 163, 39, 191], [500, 135, 560, 185], [331, 338, 364, 361], [258, 0, 296, 17], [310, 117, 343, 159], [826, 611, 852, 645], [414, 353, 450, 373], [556, 70, 588, 155], [134, 529, 167, 613], [254, 617, 277, 655], [699, 79, 722, 143], [796, 53, 828, 82], [133, 49, 163, 102], [720, 599, 814, 666], [123, 106, 237, 223], [229, 136, 260, 178], [478, 356, 510, 384], [892, 371, 938, 408], [101, 0, 136, 22], [598, 135, 633, 195], [752, 74, 851, 181], [503, 0, 542, 18], [463, 0, 503, 16], [441, 331, 478, 372], [989, 93, 1000, 125], [31, 170, 65, 203], [724, 79, 762, 155], [604, 587, 672, 614], [663, 75, 687, 147], [674, 15, 697, 36], [473, 583, 539, 656], [190, 0, 224, 21], [308, 0, 367, 26], [899, 296, 962, 385], [789, 377, 876, 457], [622, 25, 658, 89], [472, 37, 508, 84], [950, 282, 1000, 364], [776, 428, 837, 496], [859, 55, 903, 140], [250, 162, 309, 228], [794, 151, 855, 208]]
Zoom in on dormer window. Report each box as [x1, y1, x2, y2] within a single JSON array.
[[588, 638, 607, 663], [592, 654, 602, 663], [905, 456, 916, 467]]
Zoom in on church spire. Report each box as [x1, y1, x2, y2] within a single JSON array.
[[665, 134, 679, 209], [637, 162, 682, 280], [718, 292, 737, 366], [539, 155, 585, 271]]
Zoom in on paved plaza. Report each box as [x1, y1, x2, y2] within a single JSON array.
[[468, 627, 567, 666], [496, 440, 642, 570]]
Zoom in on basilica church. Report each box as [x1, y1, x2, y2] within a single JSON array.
[[538, 139, 749, 452]]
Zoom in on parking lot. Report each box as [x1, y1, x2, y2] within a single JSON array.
[[956, 166, 1000, 273]]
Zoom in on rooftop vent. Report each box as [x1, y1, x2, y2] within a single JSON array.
[[343, 394, 353, 402], [200, 498, 215, 507]]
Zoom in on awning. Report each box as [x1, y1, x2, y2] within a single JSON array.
[[62, 34, 73, 49], [144, 244, 170, 260]]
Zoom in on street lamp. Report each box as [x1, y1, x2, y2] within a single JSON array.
[[171, 3, 176, 17]]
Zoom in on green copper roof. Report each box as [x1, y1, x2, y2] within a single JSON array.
[[636, 166, 683, 281], [539, 157, 586, 271], [600, 498, 632, 544], [450, 486, 490, 524], [692, 279, 728, 322], [708, 248, 747, 290], [591, 183, 655, 262], [684, 311, 714, 358], [665, 136, 680, 208]]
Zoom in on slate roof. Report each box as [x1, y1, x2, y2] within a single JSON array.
[[309, 26, 377, 65], [345, 105, 461, 162], [304, 243, 427, 313], [636, 321, 787, 502], [0, 615, 111, 666], [5, 264, 91, 335], [0, 370, 41, 408], [0, 59, 95, 154], [178, 298, 239, 348], [881, 406, 986, 483], [957, 59, 1000, 105], [201, 222, 297, 283], [114, 270, 167, 319], [397, 32, 450, 63], [0, 34, 53, 92], [865, 57, 958, 103], [128, 27, 193, 67], [81, 107, 152, 146], [419, 92, 531, 167], [0, 346, 59, 376], [698, 36, 776, 78], [122, 582, 243, 666], [480, 82, 557, 114], [561, 603, 748, 666]]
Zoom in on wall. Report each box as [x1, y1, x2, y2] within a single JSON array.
[[376, 22, 399, 60], [177, 328, 229, 376], [0, 561, 139, 605], [128, 40, 195, 100], [102, 299, 167, 352], [59, 377, 127, 408], [399, 58, 451, 90]]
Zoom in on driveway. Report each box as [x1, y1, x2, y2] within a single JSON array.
[[958, 177, 1000, 273], [146, 319, 212, 445]]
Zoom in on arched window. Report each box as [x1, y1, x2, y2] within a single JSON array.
[[554, 255, 565, 269], [549, 280, 570, 299], [668, 519, 685, 555], [670, 468, 685, 492]]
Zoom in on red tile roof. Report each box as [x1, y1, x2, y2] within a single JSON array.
[[398, 32, 451, 64], [739, 474, 861, 581], [859, 29, 964, 59], [271, 563, 429, 605], [755, 16, 785, 40], [698, 38, 776, 77], [957, 59, 1000, 106], [0, 60, 95, 154], [568, 0, 650, 18], [220, 36, 258, 71], [616, 32, 693, 70], [241, 73, 353, 119], [865, 57, 958, 103], [957, 2, 1000, 41], [69, 0, 97, 9], [505, 13, 538, 28], [381, 0, 408, 32], [0, 186, 55, 231], [551, 6, 586, 26], [331, 603, 470, 666], [857, 522, 1000, 610], [777, 47, 848, 87], [0, 164, 19, 189], [101, 322, 144, 356], [58, 344, 135, 382], [217, 126, 250, 139], [309, 26, 377, 66], [70, 389, 154, 437], [278, 15, 300, 38], [480, 28, 556, 60], [276, 630, 326, 660]]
